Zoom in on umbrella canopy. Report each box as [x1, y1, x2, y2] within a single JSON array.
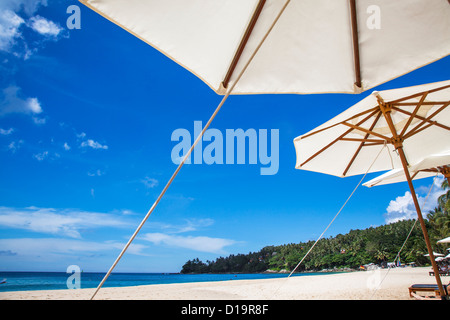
[[363, 151, 450, 187], [294, 80, 450, 177], [79, 0, 450, 95], [438, 236, 450, 244], [424, 252, 445, 257], [293, 80, 450, 298]]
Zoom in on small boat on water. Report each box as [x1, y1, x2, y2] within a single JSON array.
[[0, 279, 6, 284]]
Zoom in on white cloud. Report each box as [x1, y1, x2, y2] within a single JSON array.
[[154, 219, 215, 234], [33, 150, 62, 162], [88, 169, 104, 177], [77, 132, 86, 139], [384, 177, 447, 224], [0, 9, 24, 51], [77, 132, 108, 150], [0, 237, 147, 260], [385, 191, 417, 224], [7, 139, 23, 153], [33, 150, 48, 161], [120, 209, 135, 215], [81, 139, 108, 150], [141, 176, 159, 188], [0, 127, 14, 135], [27, 97, 42, 113], [29, 15, 62, 36], [32, 115, 46, 125], [0, 1, 64, 58], [0, 206, 133, 239], [63, 142, 70, 151], [0, 1, 49, 17], [142, 233, 236, 254], [0, 86, 43, 116], [141, 218, 236, 253]]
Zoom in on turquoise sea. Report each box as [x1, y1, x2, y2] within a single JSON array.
[[0, 271, 323, 293]]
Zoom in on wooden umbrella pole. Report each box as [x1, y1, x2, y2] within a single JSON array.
[[396, 146, 446, 298]]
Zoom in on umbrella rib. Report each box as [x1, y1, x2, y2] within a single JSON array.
[[362, 142, 385, 147], [300, 109, 379, 167], [405, 121, 436, 139], [393, 101, 448, 106], [388, 84, 450, 104], [298, 107, 379, 140], [341, 121, 390, 141], [421, 168, 439, 173], [342, 111, 383, 176], [340, 138, 385, 143], [410, 171, 420, 180], [349, 0, 362, 90], [222, 0, 266, 89], [399, 92, 428, 138], [399, 101, 450, 139]]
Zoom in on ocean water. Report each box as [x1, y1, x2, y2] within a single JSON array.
[[0, 271, 318, 293]]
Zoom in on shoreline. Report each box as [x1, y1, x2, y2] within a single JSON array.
[[0, 267, 444, 300]]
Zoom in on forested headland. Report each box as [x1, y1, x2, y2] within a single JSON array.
[[181, 181, 450, 274]]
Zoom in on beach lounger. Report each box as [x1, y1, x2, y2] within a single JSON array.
[[408, 282, 449, 299], [429, 267, 449, 277], [429, 270, 449, 276]]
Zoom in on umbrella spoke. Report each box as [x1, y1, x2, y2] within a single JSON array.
[[421, 168, 439, 173], [399, 92, 428, 137], [405, 121, 437, 139], [299, 109, 379, 167], [341, 121, 390, 141], [299, 107, 379, 140], [362, 142, 386, 146], [393, 101, 448, 106], [222, 0, 266, 89], [349, 0, 362, 90], [388, 84, 450, 104], [342, 111, 383, 176], [401, 101, 450, 140], [340, 138, 385, 143]]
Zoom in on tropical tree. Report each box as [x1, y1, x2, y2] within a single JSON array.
[[427, 180, 450, 250]]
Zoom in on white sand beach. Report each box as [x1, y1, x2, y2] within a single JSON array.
[[1, 267, 446, 300]]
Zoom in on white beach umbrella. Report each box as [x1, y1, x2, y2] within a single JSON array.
[[423, 252, 445, 261], [79, 0, 450, 299], [363, 152, 450, 187], [438, 237, 450, 244], [294, 80, 450, 298], [294, 81, 450, 177], [79, 0, 450, 95], [424, 252, 445, 257]]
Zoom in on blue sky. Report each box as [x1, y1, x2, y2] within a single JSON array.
[[0, 1, 449, 273]]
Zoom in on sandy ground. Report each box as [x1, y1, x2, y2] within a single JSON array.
[[0, 267, 447, 300]]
